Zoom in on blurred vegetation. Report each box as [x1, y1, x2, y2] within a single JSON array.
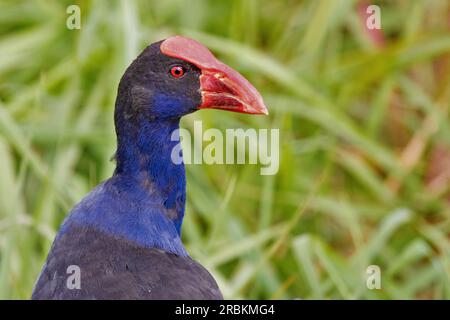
[[0, 0, 450, 299]]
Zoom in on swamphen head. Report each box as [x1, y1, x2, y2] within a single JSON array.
[[115, 36, 267, 125]]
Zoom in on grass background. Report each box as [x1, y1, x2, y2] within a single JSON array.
[[0, 0, 450, 299]]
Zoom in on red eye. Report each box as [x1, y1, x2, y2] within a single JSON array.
[[170, 66, 185, 78]]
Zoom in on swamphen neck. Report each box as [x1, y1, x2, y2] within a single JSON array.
[[114, 116, 185, 234], [61, 36, 267, 256]]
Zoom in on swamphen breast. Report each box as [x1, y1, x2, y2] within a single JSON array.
[[31, 36, 267, 300]]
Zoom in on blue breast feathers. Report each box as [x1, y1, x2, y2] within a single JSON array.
[[57, 176, 188, 256]]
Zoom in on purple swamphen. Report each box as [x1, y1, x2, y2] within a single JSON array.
[[32, 36, 267, 300]]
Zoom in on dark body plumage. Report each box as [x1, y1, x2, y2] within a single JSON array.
[[32, 227, 221, 299]]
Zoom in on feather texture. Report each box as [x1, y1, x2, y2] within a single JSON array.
[[32, 227, 222, 299]]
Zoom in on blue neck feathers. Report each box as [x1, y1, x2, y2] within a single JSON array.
[[115, 116, 186, 233], [61, 110, 188, 256]]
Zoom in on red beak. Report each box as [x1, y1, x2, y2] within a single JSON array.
[[160, 36, 268, 115]]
